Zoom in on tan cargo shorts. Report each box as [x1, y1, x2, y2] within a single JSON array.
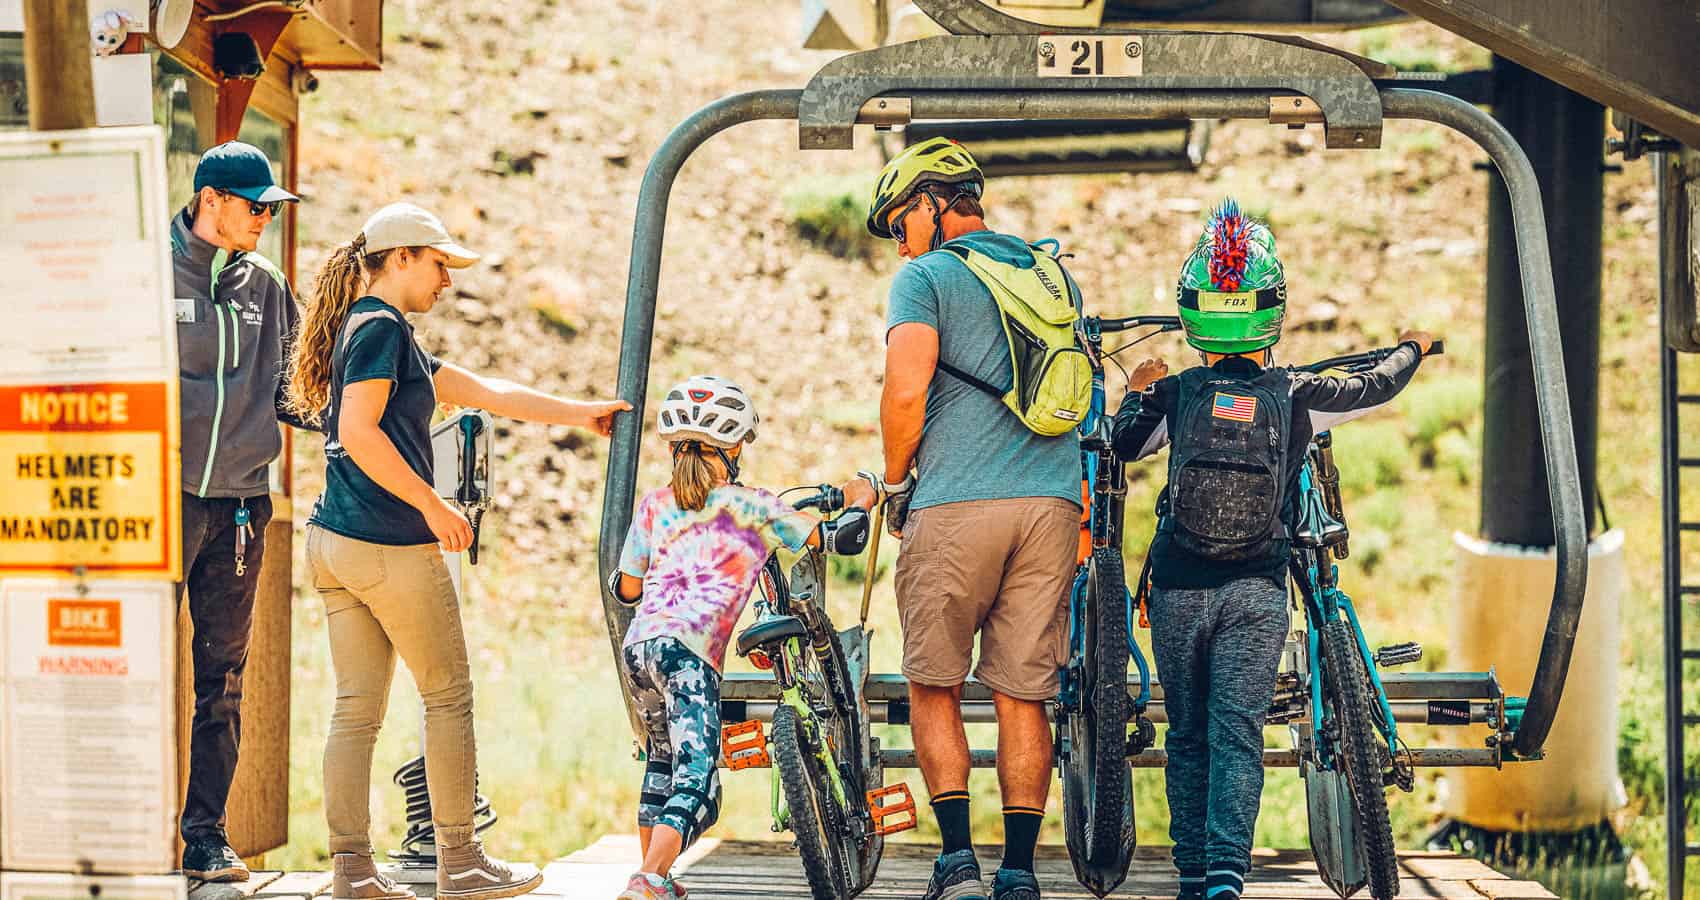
[[893, 496, 1080, 701]]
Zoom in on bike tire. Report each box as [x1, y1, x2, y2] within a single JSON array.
[[1086, 546, 1132, 864], [772, 704, 851, 900], [817, 626, 880, 895], [1321, 618, 1400, 900]]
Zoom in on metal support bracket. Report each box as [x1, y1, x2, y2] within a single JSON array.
[[800, 32, 1388, 151]]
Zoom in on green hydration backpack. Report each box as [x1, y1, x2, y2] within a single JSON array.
[[936, 239, 1092, 437]]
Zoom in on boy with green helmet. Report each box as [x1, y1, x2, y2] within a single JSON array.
[[1112, 200, 1432, 900]]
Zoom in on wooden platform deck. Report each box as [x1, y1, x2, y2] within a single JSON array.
[[188, 838, 1558, 900]]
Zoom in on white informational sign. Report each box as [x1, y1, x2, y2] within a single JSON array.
[[0, 127, 177, 384], [0, 578, 175, 874], [0, 1, 21, 33], [92, 54, 154, 128], [0, 873, 185, 900]]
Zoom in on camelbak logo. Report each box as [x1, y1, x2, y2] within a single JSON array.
[[1034, 264, 1064, 301], [688, 390, 712, 402]]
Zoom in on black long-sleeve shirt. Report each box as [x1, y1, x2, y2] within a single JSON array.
[[1112, 344, 1424, 589]]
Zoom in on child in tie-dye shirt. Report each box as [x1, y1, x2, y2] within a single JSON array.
[[611, 376, 875, 900]]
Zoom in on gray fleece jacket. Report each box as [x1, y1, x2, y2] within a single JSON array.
[[171, 210, 315, 499]]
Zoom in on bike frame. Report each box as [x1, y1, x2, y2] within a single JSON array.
[[753, 556, 854, 828], [1294, 452, 1400, 768], [1059, 315, 1154, 715]]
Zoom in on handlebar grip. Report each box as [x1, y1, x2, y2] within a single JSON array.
[[1427, 339, 1444, 357]]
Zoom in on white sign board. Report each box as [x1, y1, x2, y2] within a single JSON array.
[[0, 127, 176, 384], [0, 578, 175, 874], [0, 873, 185, 900]]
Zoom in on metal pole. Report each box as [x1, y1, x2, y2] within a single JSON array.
[[1657, 152, 1688, 900], [22, 0, 95, 131], [1481, 57, 1604, 544]]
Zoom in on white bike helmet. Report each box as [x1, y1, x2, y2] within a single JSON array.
[[657, 375, 759, 449]]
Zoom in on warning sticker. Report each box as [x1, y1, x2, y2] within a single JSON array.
[[0, 383, 178, 578]]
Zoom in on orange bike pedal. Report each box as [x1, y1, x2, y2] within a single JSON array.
[[866, 783, 918, 835], [721, 720, 770, 769]]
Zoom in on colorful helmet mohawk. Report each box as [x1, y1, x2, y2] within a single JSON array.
[[1176, 198, 1288, 354], [1204, 199, 1254, 291]]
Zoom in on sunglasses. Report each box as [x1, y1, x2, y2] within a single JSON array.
[[219, 190, 285, 218], [887, 192, 930, 245]]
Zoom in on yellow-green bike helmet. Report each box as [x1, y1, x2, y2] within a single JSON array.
[[866, 137, 985, 240]]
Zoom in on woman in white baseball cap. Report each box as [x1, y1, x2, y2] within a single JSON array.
[[286, 202, 629, 900]]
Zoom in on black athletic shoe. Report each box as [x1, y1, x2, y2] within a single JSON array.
[[923, 849, 988, 900], [182, 840, 249, 882], [991, 868, 1041, 900]]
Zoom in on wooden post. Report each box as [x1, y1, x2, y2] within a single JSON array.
[[22, 0, 96, 131]]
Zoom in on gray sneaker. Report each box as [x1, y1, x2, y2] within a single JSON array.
[[436, 841, 544, 900], [991, 868, 1041, 900], [923, 850, 988, 900], [332, 853, 416, 900]]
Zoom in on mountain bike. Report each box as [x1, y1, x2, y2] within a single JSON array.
[[1283, 341, 1443, 900], [1056, 311, 1177, 896], [732, 485, 906, 900]]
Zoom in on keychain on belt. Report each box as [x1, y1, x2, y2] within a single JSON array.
[[234, 500, 254, 576]]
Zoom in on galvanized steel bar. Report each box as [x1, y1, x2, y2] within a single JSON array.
[[727, 698, 1494, 726], [598, 90, 802, 730], [601, 85, 1580, 762], [720, 670, 1504, 703], [875, 747, 1500, 770], [1380, 89, 1586, 760]]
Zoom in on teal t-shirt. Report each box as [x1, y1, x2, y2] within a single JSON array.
[[885, 230, 1082, 511]]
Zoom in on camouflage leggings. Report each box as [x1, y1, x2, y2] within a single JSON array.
[[624, 636, 724, 848]]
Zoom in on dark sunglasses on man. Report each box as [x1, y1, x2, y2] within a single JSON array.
[[219, 190, 285, 218]]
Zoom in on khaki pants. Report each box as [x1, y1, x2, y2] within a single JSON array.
[[305, 524, 477, 854]]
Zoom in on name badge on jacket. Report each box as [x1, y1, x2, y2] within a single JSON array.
[[175, 298, 197, 324]]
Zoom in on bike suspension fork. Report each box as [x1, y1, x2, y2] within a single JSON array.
[[1337, 593, 1401, 753]]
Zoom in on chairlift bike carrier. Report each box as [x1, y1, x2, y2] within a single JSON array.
[[596, 1, 1588, 888]]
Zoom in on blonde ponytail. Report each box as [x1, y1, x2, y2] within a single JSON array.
[[286, 234, 391, 426], [670, 442, 721, 511]]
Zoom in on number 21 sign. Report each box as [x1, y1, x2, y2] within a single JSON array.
[[1037, 36, 1144, 78]]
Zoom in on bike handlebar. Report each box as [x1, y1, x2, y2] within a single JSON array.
[[1087, 314, 1182, 334], [1297, 339, 1444, 375], [792, 484, 846, 513]]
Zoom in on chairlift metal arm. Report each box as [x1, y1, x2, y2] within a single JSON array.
[[800, 32, 1386, 150], [596, 86, 1584, 762]]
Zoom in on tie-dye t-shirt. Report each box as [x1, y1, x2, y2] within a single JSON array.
[[619, 484, 820, 671]]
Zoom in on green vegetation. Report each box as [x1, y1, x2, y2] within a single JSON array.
[[784, 176, 877, 260]]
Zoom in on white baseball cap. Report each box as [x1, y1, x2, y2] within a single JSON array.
[[361, 202, 481, 269]]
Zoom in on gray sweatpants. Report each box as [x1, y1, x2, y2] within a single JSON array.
[[1149, 576, 1289, 887]]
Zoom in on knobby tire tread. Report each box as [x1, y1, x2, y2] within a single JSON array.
[[1322, 618, 1399, 900], [1087, 547, 1131, 864], [772, 705, 850, 900]]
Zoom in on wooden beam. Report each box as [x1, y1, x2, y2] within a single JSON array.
[[214, 9, 295, 143], [22, 0, 95, 130]]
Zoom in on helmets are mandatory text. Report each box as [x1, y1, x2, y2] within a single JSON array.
[[866, 137, 985, 240], [1176, 199, 1288, 355]]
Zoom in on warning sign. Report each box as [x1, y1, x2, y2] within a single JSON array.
[[1, 579, 176, 874], [0, 382, 178, 579]]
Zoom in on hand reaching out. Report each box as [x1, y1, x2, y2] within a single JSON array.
[[1127, 358, 1169, 393]]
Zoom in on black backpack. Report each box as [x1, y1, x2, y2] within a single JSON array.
[[1160, 366, 1294, 561]]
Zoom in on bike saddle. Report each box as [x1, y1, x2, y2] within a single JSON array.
[[1294, 510, 1349, 549], [736, 615, 808, 658]]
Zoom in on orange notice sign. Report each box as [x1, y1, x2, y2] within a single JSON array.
[[46, 599, 123, 647], [0, 382, 179, 579]]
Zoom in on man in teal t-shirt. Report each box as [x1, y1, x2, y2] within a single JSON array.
[[861, 138, 1082, 900]]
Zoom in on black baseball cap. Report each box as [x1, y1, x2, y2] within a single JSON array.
[[192, 141, 299, 204]]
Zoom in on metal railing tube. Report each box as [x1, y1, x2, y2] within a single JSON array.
[[1380, 88, 1586, 759], [597, 90, 803, 727]]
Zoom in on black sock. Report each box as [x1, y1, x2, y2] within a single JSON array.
[[1000, 805, 1044, 873], [931, 791, 972, 855]]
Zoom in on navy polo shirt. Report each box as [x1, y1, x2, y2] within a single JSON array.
[[308, 297, 443, 545]]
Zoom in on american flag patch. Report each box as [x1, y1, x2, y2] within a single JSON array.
[[1212, 392, 1257, 422]]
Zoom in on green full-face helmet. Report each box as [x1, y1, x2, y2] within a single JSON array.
[[1176, 199, 1287, 354]]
